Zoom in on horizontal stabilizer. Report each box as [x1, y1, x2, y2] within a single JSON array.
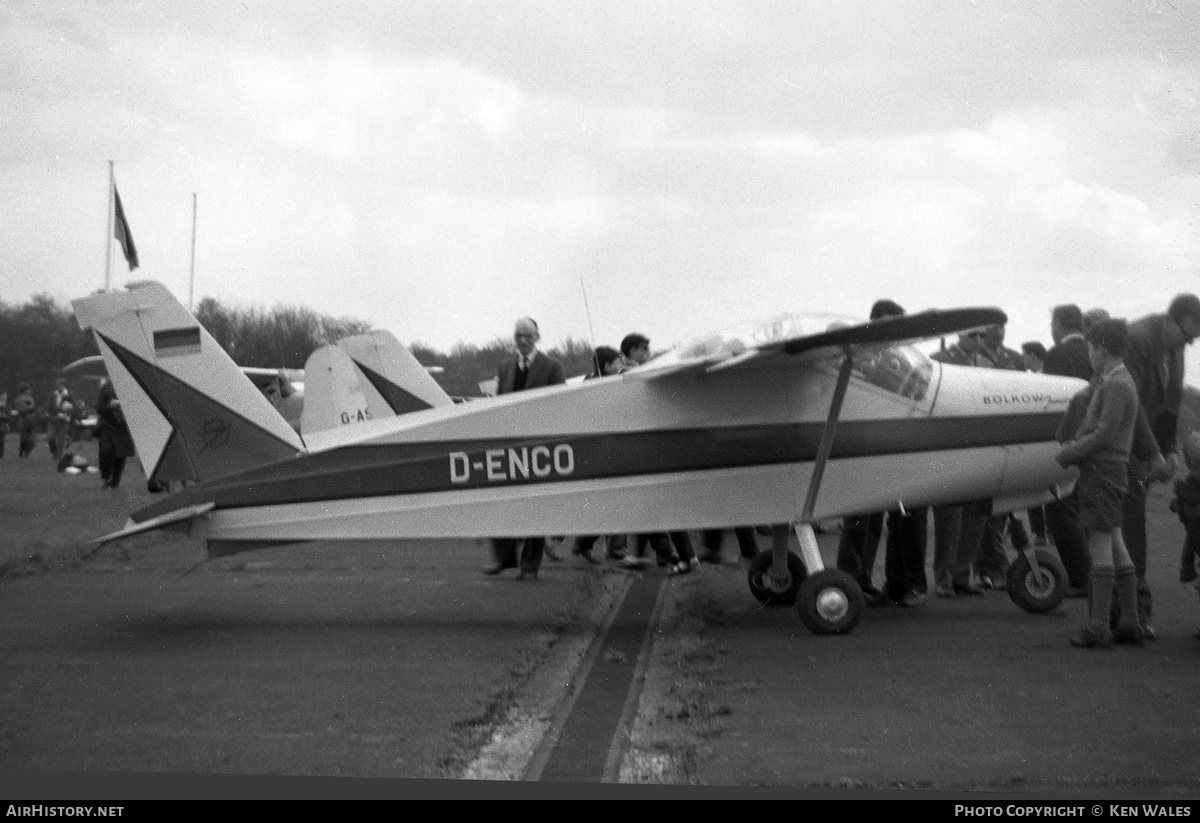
[[93, 502, 216, 547]]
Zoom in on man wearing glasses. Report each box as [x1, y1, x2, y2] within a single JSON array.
[[483, 317, 566, 580]]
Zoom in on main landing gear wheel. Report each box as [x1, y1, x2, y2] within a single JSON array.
[[746, 550, 806, 606], [797, 569, 864, 635], [1006, 548, 1067, 614]]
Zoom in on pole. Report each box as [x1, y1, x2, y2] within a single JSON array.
[[580, 277, 598, 375], [189, 192, 197, 309], [104, 161, 114, 292]]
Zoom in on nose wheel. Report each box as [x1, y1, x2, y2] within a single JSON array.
[[797, 569, 865, 634]]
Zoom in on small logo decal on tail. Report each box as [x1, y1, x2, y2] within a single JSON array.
[[198, 418, 232, 455]]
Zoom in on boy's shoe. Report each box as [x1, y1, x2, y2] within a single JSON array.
[[1140, 621, 1156, 640], [1070, 628, 1112, 649], [935, 585, 956, 598], [898, 592, 926, 608]]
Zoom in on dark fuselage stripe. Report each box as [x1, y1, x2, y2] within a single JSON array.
[[131, 413, 1061, 523]]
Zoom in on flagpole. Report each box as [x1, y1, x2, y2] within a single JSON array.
[[189, 192, 197, 309], [580, 277, 598, 375], [105, 161, 114, 292]]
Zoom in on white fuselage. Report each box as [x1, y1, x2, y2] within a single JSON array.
[[137, 354, 1085, 544]]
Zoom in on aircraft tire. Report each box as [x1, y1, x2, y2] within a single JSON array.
[[1006, 549, 1067, 614], [746, 550, 805, 606], [797, 569, 864, 635]]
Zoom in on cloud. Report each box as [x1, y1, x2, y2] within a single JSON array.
[[1, 0, 1198, 375]]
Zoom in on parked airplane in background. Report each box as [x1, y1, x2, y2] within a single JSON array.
[[301, 330, 453, 438], [61, 355, 307, 432], [73, 281, 1085, 635]]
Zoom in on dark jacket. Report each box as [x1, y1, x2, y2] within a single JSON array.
[[95, 382, 135, 458], [497, 350, 566, 395], [1124, 313, 1186, 455], [1043, 334, 1092, 381]]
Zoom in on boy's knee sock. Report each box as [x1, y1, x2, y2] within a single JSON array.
[[1114, 567, 1139, 630], [1088, 568, 1116, 638], [1182, 544, 1197, 582]]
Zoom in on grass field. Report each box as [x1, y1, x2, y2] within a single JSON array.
[[0, 432, 182, 575]]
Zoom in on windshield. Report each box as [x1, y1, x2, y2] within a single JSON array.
[[647, 313, 851, 366], [839, 341, 933, 401], [647, 312, 933, 401]]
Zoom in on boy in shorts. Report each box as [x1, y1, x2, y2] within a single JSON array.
[[1055, 319, 1146, 649]]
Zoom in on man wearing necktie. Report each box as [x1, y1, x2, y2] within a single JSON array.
[[483, 317, 567, 580]]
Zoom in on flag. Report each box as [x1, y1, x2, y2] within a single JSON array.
[[113, 184, 139, 270], [153, 326, 201, 357]]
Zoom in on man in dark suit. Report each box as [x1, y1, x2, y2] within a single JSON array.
[[483, 317, 566, 580], [1118, 293, 1200, 637], [1042, 304, 1093, 597]]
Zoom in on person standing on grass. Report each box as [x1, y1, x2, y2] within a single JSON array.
[[95, 379, 135, 489], [1056, 319, 1150, 649], [14, 383, 37, 458], [0, 392, 9, 458]]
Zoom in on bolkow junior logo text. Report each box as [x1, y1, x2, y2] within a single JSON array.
[[981, 393, 1051, 405]]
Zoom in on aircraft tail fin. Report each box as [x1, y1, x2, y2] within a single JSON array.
[[72, 281, 306, 485], [301, 330, 452, 435]]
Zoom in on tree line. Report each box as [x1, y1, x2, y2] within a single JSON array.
[[1, 293, 598, 408]]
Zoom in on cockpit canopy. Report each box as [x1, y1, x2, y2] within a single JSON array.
[[647, 312, 934, 401]]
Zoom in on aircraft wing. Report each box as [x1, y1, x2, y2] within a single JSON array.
[[629, 306, 1006, 380], [767, 307, 1006, 356]]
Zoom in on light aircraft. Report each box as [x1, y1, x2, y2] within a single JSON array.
[[300, 330, 454, 436], [73, 281, 1086, 635]]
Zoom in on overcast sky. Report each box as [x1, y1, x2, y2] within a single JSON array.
[[3, 1, 1199, 381]]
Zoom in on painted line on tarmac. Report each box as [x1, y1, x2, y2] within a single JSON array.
[[524, 569, 670, 783]]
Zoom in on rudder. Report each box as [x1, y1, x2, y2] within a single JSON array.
[[73, 281, 305, 484]]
